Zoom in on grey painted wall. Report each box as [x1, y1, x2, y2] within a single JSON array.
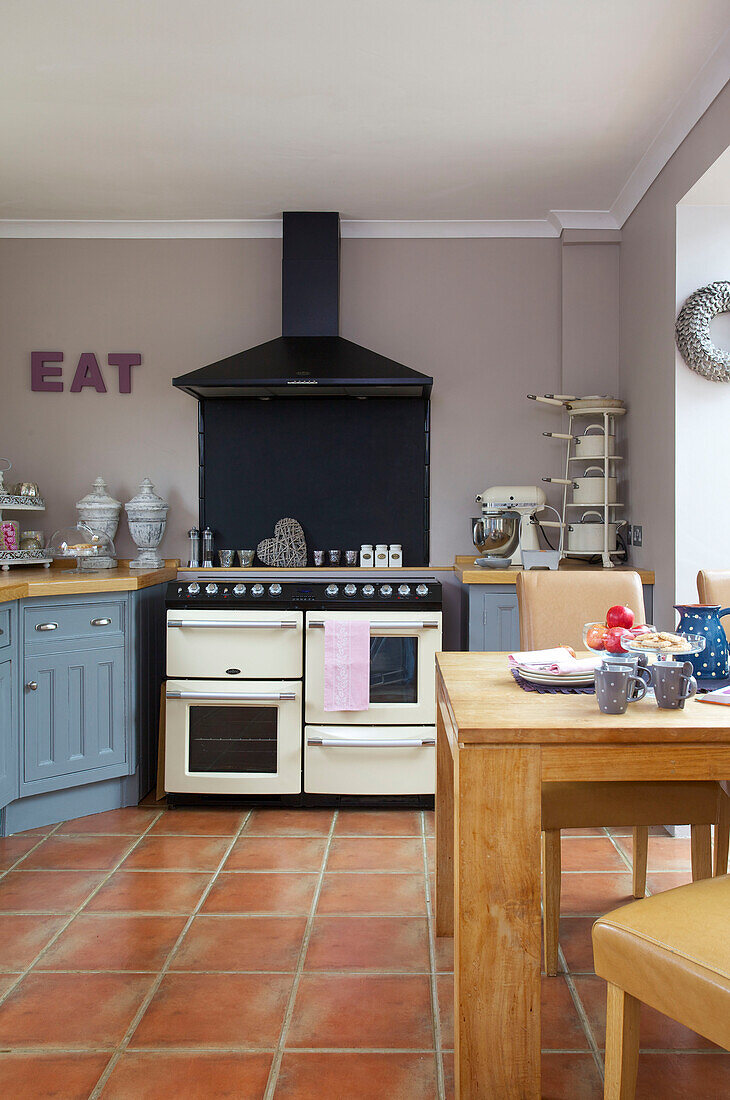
[[619, 79, 730, 624], [1, 235, 567, 570]]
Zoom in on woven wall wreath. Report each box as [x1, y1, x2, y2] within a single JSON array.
[[675, 280, 730, 382]]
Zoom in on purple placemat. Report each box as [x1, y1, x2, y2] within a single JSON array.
[[510, 668, 595, 694]]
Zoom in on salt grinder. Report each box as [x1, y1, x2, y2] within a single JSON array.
[[187, 527, 201, 568]]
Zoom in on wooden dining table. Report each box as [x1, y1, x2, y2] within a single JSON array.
[[435, 651, 730, 1099]]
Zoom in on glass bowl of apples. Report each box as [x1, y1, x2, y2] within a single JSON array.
[[583, 605, 653, 655]]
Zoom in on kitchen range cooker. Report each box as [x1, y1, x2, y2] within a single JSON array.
[[164, 574, 442, 805]]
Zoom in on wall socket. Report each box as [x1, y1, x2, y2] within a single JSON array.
[[632, 524, 643, 547]]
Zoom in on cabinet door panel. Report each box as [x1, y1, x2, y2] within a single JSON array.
[[468, 588, 520, 652], [24, 648, 126, 786], [0, 657, 17, 809]]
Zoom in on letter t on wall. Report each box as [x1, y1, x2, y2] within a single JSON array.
[[108, 353, 141, 394]]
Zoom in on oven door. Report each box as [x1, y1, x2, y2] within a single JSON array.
[[167, 610, 303, 679], [304, 726, 435, 795], [304, 611, 442, 725], [165, 679, 302, 794]]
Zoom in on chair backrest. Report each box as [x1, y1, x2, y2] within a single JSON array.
[[517, 570, 646, 651], [697, 570, 730, 643]]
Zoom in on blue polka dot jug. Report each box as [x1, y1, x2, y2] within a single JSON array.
[[674, 604, 730, 680]]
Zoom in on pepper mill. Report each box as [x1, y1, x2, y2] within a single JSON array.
[[202, 527, 214, 568]]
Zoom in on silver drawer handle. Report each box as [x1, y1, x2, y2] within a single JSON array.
[[167, 619, 299, 629], [35, 622, 58, 631], [91, 617, 112, 627], [26, 680, 38, 691], [166, 689, 296, 701], [307, 620, 439, 630], [307, 736, 435, 748]]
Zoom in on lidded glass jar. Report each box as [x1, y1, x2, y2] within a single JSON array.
[[47, 523, 116, 572]]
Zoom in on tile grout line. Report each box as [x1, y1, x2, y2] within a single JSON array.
[[262, 812, 339, 1100], [0, 819, 66, 881], [88, 809, 254, 1099], [558, 941, 605, 1084], [0, 812, 165, 1009], [421, 810, 446, 1100]]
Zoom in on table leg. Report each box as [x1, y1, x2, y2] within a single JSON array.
[[436, 697, 454, 937], [454, 744, 542, 1099]]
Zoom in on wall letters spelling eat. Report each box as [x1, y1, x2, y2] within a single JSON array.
[[31, 352, 142, 394]]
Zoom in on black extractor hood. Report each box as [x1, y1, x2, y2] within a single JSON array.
[[172, 212, 432, 399]]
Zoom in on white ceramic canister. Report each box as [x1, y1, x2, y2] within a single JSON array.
[[124, 477, 169, 569], [360, 544, 374, 567], [572, 466, 617, 506], [389, 543, 402, 567], [567, 511, 620, 553], [76, 476, 121, 570], [374, 543, 389, 567], [572, 423, 616, 459]]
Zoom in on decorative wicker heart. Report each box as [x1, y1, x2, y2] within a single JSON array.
[[257, 517, 307, 567]]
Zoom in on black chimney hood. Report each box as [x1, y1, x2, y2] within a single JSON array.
[[172, 212, 432, 399]]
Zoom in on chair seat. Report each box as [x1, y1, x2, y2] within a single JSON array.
[[593, 874, 730, 1051], [542, 781, 721, 831]]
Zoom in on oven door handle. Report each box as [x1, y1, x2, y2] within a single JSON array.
[[307, 620, 439, 630], [307, 736, 435, 748], [166, 690, 297, 701], [167, 619, 299, 629]]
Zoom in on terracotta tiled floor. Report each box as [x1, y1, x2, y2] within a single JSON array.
[[0, 808, 727, 1098]]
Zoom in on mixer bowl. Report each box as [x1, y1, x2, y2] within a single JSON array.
[[473, 514, 520, 560]]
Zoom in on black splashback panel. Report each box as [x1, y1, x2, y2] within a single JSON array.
[[201, 397, 429, 565]]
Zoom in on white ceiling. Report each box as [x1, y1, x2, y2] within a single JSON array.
[[1, 0, 729, 227]]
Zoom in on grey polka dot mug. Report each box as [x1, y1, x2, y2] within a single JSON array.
[[594, 664, 647, 715]]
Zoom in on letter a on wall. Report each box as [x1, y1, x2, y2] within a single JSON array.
[[70, 353, 107, 393]]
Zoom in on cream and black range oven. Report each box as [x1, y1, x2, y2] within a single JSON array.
[[164, 575, 442, 803]]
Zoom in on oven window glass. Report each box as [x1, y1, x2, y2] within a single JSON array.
[[369, 636, 418, 703], [188, 706, 278, 773]]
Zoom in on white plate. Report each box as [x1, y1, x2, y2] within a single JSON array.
[[517, 667, 595, 687]]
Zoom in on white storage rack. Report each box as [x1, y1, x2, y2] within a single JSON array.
[[530, 396, 627, 569]]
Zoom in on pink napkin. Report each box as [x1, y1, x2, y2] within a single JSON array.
[[508, 646, 601, 675], [324, 620, 371, 711]]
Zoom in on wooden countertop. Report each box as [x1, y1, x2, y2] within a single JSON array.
[[454, 555, 655, 585], [437, 651, 726, 744], [0, 560, 179, 604]]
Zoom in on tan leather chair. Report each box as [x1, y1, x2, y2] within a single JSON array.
[[592, 875, 730, 1099], [517, 570, 727, 976], [696, 569, 730, 875]]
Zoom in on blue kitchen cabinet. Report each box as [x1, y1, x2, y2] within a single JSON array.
[[23, 645, 126, 793], [465, 580, 655, 651], [0, 603, 19, 811], [1, 584, 167, 835], [467, 585, 520, 651]]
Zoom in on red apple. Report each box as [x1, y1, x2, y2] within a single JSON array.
[[606, 604, 635, 630], [630, 624, 650, 636], [586, 624, 609, 650], [605, 626, 630, 653]]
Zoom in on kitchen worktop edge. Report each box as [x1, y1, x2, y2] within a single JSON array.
[[0, 560, 179, 603], [454, 556, 655, 585]]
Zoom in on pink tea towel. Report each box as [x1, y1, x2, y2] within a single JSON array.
[[324, 620, 370, 711]]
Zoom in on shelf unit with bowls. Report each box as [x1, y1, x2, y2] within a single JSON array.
[[529, 395, 628, 568]]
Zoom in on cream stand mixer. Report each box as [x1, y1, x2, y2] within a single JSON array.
[[472, 485, 560, 569]]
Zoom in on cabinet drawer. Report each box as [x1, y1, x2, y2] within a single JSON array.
[[24, 601, 124, 646], [304, 725, 435, 795], [0, 607, 11, 652]]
